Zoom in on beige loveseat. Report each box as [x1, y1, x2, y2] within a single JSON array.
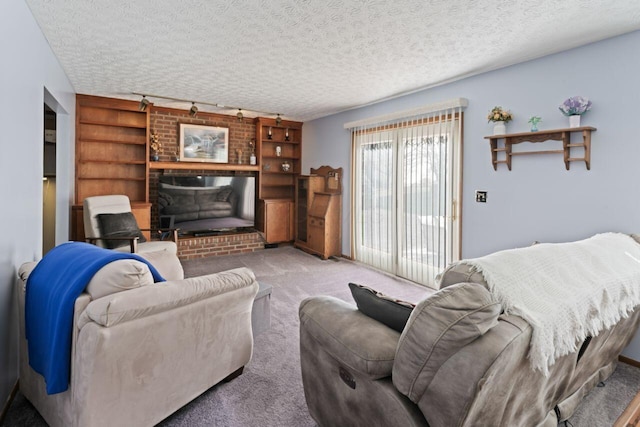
[[18, 255, 259, 427], [299, 235, 640, 426]]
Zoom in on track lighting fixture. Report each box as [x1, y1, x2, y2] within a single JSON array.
[[189, 102, 198, 117], [131, 92, 283, 118], [139, 95, 149, 112]]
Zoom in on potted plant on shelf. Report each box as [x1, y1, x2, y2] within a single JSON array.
[[559, 96, 592, 128], [487, 106, 513, 135], [150, 131, 161, 161], [528, 116, 542, 132]]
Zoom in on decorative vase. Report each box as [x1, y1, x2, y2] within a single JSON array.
[[151, 154, 159, 162], [493, 121, 506, 135], [569, 115, 581, 128], [249, 153, 256, 165]]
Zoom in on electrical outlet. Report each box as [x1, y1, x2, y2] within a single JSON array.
[[476, 191, 487, 203]]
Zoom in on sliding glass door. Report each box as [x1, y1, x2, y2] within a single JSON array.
[[353, 113, 461, 287]]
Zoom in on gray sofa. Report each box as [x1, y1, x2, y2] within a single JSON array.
[[299, 237, 640, 427], [18, 256, 258, 427], [159, 183, 238, 223]]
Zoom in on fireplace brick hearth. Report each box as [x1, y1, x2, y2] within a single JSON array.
[[177, 231, 265, 260]]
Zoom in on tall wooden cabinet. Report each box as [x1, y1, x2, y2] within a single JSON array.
[[295, 166, 342, 259], [254, 117, 302, 243], [72, 95, 151, 240]]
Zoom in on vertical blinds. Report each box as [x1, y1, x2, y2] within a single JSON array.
[[347, 98, 466, 287]]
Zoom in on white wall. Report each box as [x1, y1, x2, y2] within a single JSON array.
[[303, 30, 640, 360], [0, 0, 75, 407]]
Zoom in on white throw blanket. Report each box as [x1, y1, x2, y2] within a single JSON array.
[[459, 233, 640, 376]]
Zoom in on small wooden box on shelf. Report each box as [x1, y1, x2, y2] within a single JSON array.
[[485, 126, 596, 171], [254, 117, 303, 243]]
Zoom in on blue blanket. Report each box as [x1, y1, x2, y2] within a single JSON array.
[[25, 242, 165, 394]]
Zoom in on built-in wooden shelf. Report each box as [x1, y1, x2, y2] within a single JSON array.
[[78, 138, 146, 146], [255, 117, 303, 243], [262, 155, 298, 160], [149, 161, 260, 172], [262, 170, 298, 175], [78, 177, 146, 181], [262, 139, 300, 144], [485, 126, 596, 171], [78, 119, 147, 129], [80, 159, 147, 165]]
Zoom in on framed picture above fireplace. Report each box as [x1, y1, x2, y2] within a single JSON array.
[[179, 123, 229, 163]]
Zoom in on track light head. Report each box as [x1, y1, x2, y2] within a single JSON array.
[[237, 109, 244, 122], [139, 96, 149, 112], [275, 114, 282, 126], [189, 102, 198, 117]]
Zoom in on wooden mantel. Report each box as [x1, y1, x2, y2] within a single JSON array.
[[149, 161, 260, 172], [485, 126, 596, 171]]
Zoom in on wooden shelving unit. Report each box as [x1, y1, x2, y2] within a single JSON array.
[[254, 117, 303, 243], [255, 117, 302, 199], [75, 95, 150, 202], [485, 126, 596, 171], [73, 95, 151, 240]]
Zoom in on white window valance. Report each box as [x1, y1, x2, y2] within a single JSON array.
[[344, 97, 468, 130]]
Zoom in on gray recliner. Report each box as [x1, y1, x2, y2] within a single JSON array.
[[299, 277, 640, 427]]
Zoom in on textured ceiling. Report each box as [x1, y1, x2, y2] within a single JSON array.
[[24, 0, 640, 121]]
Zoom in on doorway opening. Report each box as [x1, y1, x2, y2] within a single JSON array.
[[43, 104, 57, 254]]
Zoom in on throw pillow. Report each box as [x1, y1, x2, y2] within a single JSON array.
[[85, 259, 154, 299], [216, 187, 233, 201], [349, 283, 415, 332], [97, 212, 147, 249], [158, 191, 173, 208]]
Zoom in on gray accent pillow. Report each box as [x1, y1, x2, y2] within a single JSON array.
[[216, 187, 233, 201], [158, 192, 173, 208], [97, 212, 147, 249], [349, 283, 415, 332]]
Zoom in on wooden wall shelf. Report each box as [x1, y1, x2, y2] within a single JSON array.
[[149, 161, 260, 172], [485, 126, 596, 171]]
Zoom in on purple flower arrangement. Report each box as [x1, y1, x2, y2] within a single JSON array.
[[559, 96, 592, 116]]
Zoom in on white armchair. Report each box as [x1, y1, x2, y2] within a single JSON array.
[[18, 260, 259, 427], [83, 195, 178, 254]]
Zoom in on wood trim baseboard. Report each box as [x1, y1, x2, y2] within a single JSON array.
[[620, 355, 640, 369], [615, 355, 640, 427], [0, 380, 19, 426], [615, 388, 640, 427]]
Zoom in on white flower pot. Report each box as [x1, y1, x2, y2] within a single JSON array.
[[493, 121, 506, 135], [569, 115, 581, 128]]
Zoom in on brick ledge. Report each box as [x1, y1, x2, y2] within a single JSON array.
[[177, 231, 265, 260]]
